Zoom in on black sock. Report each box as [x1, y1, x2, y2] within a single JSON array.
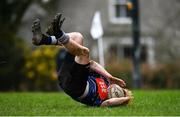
[[40, 34, 57, 45]]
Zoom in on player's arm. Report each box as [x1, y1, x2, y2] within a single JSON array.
[[110, 76, 126, 87], [100, 97, 130, 107], [89, 60, 112, 79], [89, 60, 126, 87]]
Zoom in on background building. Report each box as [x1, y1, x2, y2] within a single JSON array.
[[19, 0, 180, 66]]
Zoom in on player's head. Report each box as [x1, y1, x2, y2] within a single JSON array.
[[122, 88, 133, 105]]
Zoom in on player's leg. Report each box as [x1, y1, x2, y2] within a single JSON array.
[[32, 19, 59, 45], [45, 13, 90, 64], [32, 13, 90, 64], [32, 20, 83, 46], [61, 32, 90, 64], [67, 32, 83, 45]]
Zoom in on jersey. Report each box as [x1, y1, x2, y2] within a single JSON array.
[[58, 52, 110, 106], [75, 72, 110, 106]]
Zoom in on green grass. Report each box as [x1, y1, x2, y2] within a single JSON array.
[[0, 90, 180, 116]]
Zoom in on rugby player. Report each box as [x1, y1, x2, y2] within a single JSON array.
[[32, 13, 133, 107]]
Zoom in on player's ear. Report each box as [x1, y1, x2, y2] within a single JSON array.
[[124, 89, 132, 97], [123, 89, 126, 97], [125, 89, 133, 100]]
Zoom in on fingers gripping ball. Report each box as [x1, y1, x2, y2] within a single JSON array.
[[108, 84, 125, 99]]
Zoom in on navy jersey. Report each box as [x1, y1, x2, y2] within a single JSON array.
[[75, 72, 110, 106], [58, 52, 110, 106]]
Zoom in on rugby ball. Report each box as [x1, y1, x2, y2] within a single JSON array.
[[107, 84, 125, 99]]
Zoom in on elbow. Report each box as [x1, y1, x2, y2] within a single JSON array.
[[89, 60, 95, 66], [89, 60, 97, 70], [101, 100, 111, 107]]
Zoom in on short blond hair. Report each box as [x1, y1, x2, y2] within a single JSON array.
[[122, 89, 133, 105]]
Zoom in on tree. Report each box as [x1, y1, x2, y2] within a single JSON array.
[[0, 0, 34, 90], [0, 0, 33, 34], [0, 0, 59, 91]]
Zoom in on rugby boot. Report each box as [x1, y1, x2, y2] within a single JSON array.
[[32, 19, 50, 45]]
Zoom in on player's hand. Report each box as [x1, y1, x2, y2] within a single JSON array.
[[110, 76, 126, 88], [46, 13, 65, 37], [117, 78, 126, 88]]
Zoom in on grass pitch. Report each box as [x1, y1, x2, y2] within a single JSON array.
[[0, 90, 179, 116]]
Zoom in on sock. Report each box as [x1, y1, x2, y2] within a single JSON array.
[[56, 30, 64, 39], [50, 36, 58, 44], [39, 34, 58, 45], [39, 30, 69, 45], [57, 31, 69, 44]]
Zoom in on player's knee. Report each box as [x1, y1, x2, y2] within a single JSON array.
[[70, 32, 84, 45], [74, 32, 84, 44]]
